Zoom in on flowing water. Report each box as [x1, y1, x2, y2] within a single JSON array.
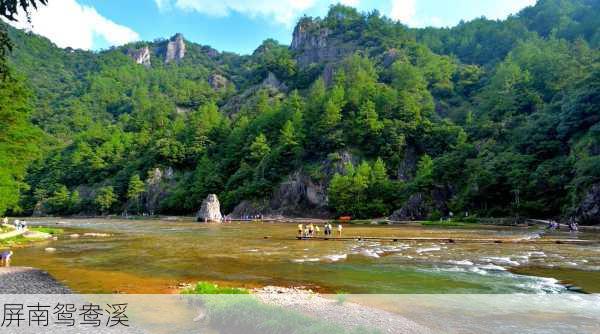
[[7, 218, 600, 294]]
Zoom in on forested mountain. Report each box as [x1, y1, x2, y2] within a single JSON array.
[[1, 0, 599, 223]]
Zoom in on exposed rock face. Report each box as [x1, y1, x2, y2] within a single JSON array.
[[197, 194, 222, 222], [389, 186, 453, 221], [397, 146, 418, 181], [230, 199, 269, 219], [32, 201, 46, 217], [262, 72, 288, 91], [389, 194, 428, 221], [382, 48, 401, 67], [144, 167, 175, 215], [165, 33, 185, 63], [208, 73, 229, 91], [221, 72, 286, 116], [230, 172, 330, 219], [290, 18, 354, 67], [269, 171, 328, 216], [203, 46, 219, 58], [575, 184, 600, 224], [127, 46, 151, 67], [321, 151, 357, 178], [230, 151, 357, 219]]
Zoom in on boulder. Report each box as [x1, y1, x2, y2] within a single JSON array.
[[197, 194, 222, 222], [575, 183, 600, 224]]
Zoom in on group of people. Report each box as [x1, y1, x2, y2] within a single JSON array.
[[2, 217, 27, 231], [240, 214, 263, 221], [297, 223, 342, 238], [546, 219, 579, 232]]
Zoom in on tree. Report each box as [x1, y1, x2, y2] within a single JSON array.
[[0, 0, 47, 21], [46, 185, 70, 214], [1, 0, 48, 78], [250, 133, 270, 162], [0, 69, 41, 215], [127, 174, 145, 213], [414, 154, 434, 191], [95, 186, 116, 215]]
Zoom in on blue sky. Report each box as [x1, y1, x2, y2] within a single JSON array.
[[7, 0, 537, 54]]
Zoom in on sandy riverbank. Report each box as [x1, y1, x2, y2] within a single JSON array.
[[252, 286, 431, 334]]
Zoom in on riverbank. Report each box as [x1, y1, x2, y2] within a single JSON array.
[[0, 225, 63, 247], [252, 286, 431, 333], [0, 267, 71, 293]]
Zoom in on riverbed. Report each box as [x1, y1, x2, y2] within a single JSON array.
[[6, 218, 600, 294]]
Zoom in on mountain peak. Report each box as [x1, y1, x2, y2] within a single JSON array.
[[165, 33, 185, 63]]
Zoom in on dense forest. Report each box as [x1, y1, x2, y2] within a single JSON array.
[[0, 0, 598, 223]]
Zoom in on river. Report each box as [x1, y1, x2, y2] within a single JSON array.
[[8, 218, 600, 294]]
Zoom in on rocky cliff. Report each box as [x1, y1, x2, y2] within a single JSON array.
[[230, 151, 357, 218], [127, 46, 151, 67], [144, 167, 175, 215], [575, 184, 600, 224], [290, 18, 355, 68], [165, 33, 186, 63], [208, 73, 229, 91]]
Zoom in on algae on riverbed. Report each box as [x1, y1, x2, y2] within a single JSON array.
[[9, 218, 600, 294]]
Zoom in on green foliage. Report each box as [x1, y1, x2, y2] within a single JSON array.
[[2, 1, 599, 223], [181, 281, 249, 294], [94, 186, 116, 214], [0, 71, 42, 215], [249, 133, 270, 162], [328, 159, 397, 218]]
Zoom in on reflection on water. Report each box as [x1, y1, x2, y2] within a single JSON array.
[[7, 218, 600, 294]]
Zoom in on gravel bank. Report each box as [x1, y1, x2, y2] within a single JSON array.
[[0, 267, 71, 293], [253, 286, 432, 334]]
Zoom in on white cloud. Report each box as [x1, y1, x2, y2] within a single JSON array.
[[5, 0, 139, 50], [166, 0, 319, 26], [489, 0, 536, 20], [390, 0, 416, 25], [340, 0, 361, 6]]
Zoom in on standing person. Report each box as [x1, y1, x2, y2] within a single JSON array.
[[308, 223, 314, 237], [2, 217, 7, 225], [298, 223, 304, 237], [315, 225, 320, 236], [337, 224, 343, 237], [0, 251, 12, 267]]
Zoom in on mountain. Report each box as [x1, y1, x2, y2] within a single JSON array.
[[1, 0, 599, 224]]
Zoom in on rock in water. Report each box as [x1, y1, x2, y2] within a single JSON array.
[[197, 194, 222, 222]]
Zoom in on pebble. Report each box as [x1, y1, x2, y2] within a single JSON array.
[[0, 267, 71, 293]]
